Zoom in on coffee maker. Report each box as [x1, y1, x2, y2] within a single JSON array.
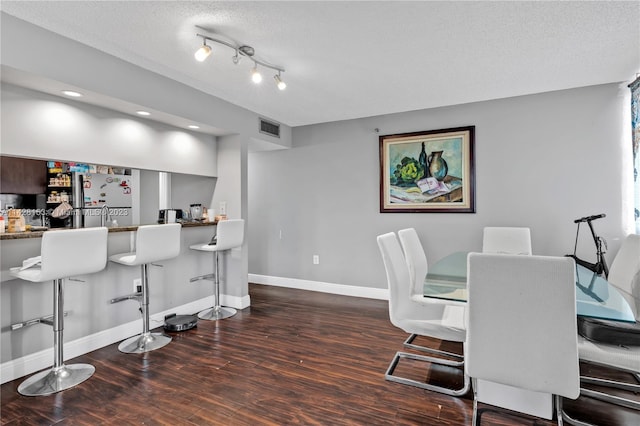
[[190, 204, 203, 220], [158, 209, 183, 223]]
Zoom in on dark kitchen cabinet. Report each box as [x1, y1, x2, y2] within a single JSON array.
[[0, 156, 47, 194]]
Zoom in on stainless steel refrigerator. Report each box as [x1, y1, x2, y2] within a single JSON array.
[[73, 173, 134, 227]]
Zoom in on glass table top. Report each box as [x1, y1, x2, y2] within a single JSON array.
[[424, 251, 636, 323]]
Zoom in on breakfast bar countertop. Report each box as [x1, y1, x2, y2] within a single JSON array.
[[0, 220, 217, 240]]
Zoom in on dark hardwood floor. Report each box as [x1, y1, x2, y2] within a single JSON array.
[[2, 284, 639, 425]]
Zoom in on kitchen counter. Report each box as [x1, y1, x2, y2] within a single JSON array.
[[0, 220, 217, 240], [1, 219, 249, 384]]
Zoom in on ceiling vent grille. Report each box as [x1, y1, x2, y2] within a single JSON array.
[[259, 118, 280, 138]]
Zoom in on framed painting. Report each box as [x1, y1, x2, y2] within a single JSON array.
[[379, 126, 475, 213]]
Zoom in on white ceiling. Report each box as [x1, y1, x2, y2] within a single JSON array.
[[1, 1, 639, 128]]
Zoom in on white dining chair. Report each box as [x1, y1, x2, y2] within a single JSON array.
[[482, 226, 532, 255], [577, 233, 640, 411], [377, 231, 469, 396], [398, 228, 467, 357], [466, 253, 580, 425]]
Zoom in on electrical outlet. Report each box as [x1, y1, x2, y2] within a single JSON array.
[[219, 201, 227, 215], [313, 255, 319, 265], [133, 278, 142, 293]]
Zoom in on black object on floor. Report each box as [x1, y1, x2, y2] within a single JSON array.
[[164, 314, 198, 332]]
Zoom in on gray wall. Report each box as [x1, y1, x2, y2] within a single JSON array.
[[171, 173, 217, 215], [139, 169, 161, 225], [213, 135, 249, 299], [248, 83, 635, 289]]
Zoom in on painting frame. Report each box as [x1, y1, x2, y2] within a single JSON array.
[[379, 126, 475, 213]]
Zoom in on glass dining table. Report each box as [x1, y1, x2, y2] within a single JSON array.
[[424, 251, 636, 323], [424, 251, 636, 420]]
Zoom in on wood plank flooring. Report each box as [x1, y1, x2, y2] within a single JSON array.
[[2, 284, 639, 425]]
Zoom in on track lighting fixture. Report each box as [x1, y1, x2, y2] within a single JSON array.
[[195, 32, 286, 90], [194, 41, 212, 62], [274, 73, 287, 91], [251, 65, 262, 84]]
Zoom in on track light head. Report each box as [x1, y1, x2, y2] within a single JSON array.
[[274, 73, 287, 90], [251, 65, 262, 84], [194, 43, 212, 62]]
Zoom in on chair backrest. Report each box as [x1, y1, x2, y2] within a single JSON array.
[[608, 234, 640, 320], [40, 227, 109, 281], [376, 232, 412, 325], [134, 223, 181, 265], [465, 253, 579, 399], [482, 226, 532, 255], [398, 228, 428, 296], [215, 219, 245, 251]]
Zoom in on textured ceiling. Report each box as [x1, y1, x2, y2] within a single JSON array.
[[1, 1, 639, 127]]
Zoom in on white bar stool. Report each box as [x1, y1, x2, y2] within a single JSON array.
[[109, 223, 181, 353], [10, 227, 109, 396], [190, 219, 244, 320]]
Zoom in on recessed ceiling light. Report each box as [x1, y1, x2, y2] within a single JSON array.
[[136, 110, 151, 116], [62, 90, 83, 97], [188, 125, 200, 129]]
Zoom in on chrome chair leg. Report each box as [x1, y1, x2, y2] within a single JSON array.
[[403, 333, 464, 364], [198, 251, 236, 320], [472, 378, 479, 426], [579, 362, 640, 411], [385, 351, 470, 396], [18, 279, 94, 396], [579, 387, 640, 411], [118, 264, 171, 353], [559, 394, 597, 426], [580, 375, 640, 394]]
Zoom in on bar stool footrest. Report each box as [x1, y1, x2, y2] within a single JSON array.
[[11, 312, 69, 330], [190, 273, 214, 282], [110, 293, 142, 304], [18, 363, 95, 396]]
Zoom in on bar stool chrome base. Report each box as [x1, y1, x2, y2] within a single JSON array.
[[198, 306, 237, 321], [18, 363, 95, 396], [118, 332, 171, 354]]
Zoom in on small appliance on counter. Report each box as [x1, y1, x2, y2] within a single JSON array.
[[190, 204, 203, 220], [158, 209, 183, 224]]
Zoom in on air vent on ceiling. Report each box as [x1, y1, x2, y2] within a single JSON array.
[[259, 118, 280, 138]]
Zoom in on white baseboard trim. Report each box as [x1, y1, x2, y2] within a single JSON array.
[[0, 294, 249, 385], [249, 274, 389, 300], [224, 293, 251, 310]]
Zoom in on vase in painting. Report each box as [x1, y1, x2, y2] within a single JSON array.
[[427, 151, 448, 181]]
